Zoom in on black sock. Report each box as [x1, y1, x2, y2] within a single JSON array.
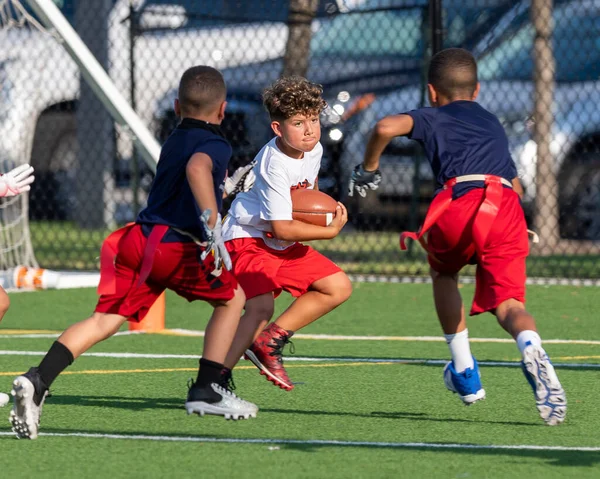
[[196, 358, 224, 387], [37, 341, 74, 388]]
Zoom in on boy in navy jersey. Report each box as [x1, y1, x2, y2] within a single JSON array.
[[9, 66, 257, 439], [350, 48, 566, 425]]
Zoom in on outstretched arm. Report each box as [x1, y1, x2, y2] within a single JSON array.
[[187, 152, 232, 270], [187, 153, 218, 227], [363, 114, 414, 171], [349, 114, 414, 197]]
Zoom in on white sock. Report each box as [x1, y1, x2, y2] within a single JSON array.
[[516, 330, 542, 354], [444, 329, 474, 373]]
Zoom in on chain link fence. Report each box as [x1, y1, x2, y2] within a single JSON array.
[[1, 0, 599, 278]]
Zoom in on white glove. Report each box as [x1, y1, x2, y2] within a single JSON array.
[[200, 209, 232, 271], [224, 160, 257, 196], [348, 164, 382, 197], [0, 164, 35, 197]]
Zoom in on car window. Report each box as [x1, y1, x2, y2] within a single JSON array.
[[310, 1, 516, 60], [311, 8, 424, 58], [478, 1, 600, 82], [138, 0, 341, 29]]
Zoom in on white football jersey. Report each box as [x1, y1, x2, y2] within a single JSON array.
[[223, 137, 323, 250]]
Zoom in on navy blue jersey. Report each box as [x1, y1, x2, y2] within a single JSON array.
[[406, 101, 517, 198], [136, 118, 232, 242]]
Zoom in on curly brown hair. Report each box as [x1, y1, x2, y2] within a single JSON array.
[[262, 76, 328, 121]]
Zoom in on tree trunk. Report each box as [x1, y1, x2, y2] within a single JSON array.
[[282, 0, 319, 77], [531, 0, 558, 252]]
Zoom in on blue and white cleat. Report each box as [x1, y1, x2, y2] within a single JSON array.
[[521, 344, 567, 426], [444, 358, 486, 405]]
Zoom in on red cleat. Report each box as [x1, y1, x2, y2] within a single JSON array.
[[245, 323, 294, 391]]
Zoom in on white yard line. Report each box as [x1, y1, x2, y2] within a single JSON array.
[[165, 329, 600, 345], [1, 350, 599, 369], [7, 272, 600, 293], [348, 274, 600, 287], [0, 430, 597, 451], [0, 331, 140, 339], [3, 329, 600, 346]]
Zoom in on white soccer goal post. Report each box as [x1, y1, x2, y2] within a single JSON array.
[[0, 0, 162, 274]]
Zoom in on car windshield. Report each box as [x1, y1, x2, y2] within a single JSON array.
[[478, 1, 600, 82], [310, 1, 516, 60]]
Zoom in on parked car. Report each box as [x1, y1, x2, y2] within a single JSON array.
[[0, 0, 341, 220], [156, 0, 516, 193], [338, 0, 600, 237]]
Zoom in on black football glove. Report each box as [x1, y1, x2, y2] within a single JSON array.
[[348, 164, 382, 197]]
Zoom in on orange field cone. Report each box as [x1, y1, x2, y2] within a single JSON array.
[[129, 292, 165, 332]]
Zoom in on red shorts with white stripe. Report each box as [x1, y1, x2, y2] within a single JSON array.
[[95, 224, 237, 322], [427, 188, 529, 315], [225, 237, 342, 300]]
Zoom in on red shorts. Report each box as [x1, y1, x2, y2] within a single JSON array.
[[225, 237, 342, 300], [95, 225, 237, 322], [427, 188, 529, 315]]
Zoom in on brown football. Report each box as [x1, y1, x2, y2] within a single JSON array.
[[291, 188, 338, 226]]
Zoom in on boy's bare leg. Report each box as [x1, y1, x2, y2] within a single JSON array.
[[494, 298, 537, 339], [245, 272, 352, 391], [202, 284, 247, 364], [57, 312, 128, 358], [431, 269, 474, 372], [431, 270, 466, 335], [275, 271, 352, 331], [431, 268, 484, 404], [495, 298, 566, 425], [10, 312, 127, 439], [223, 292, 273, 370], [0, 286, 10, 323], [186, 285, 258, 419]]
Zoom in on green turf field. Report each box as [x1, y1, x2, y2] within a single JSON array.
[[1, 283, 600, 478]]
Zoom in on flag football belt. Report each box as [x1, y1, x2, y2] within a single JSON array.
[[97, 224, 209, 296], [399, 174, 513, 260]]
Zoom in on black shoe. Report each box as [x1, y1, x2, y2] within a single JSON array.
[[186, 380, 223, 404], [185, 380, 258, 420]]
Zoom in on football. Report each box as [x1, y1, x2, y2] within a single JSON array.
[[291, 188, 338, 226]]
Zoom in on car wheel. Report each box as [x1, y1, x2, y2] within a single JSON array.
[[29, 110, 78, 220], [559, 157, 600, 240]]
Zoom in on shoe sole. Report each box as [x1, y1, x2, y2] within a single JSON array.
[[9, 377, 39, 440], [244, 349, 294, 391], [522, 348, 567, 426], [185, 401, 257, 420], [456, 388, 486, 406]]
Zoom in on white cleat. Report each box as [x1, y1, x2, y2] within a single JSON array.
[[185, 383, 258, 420], [9, 375, 48, 439], [521, 345, 567, 426]]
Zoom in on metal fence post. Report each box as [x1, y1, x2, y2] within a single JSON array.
[[531, 0, 558, 252], [74, 0, 116, 229]]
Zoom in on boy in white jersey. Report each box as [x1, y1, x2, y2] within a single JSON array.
[[221, 76, 352, 390]]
